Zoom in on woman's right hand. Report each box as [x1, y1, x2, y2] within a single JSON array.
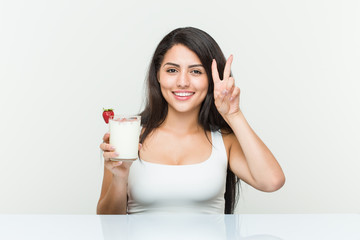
[[100, 132, 141, 179]]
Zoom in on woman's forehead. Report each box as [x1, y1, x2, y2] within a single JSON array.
[[162, 44, 202, 66]]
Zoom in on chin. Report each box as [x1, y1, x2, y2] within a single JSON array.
[[170, 105, 200, 114]]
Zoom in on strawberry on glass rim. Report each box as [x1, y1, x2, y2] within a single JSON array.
[[172, 91, 195, 101], [102, 108, 114, 124]]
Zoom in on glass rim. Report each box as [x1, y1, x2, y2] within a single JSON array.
[[109, 115, 141, 121]]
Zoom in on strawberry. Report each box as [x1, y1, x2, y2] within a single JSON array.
[[102, 108, 114, 124]]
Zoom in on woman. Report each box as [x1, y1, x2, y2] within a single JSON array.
[[97, 27, 285, 214]]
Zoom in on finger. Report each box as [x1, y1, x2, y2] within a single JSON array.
[[223, 55, 233, 80], [214, 92, 223, 107], [100, 142, 115, 152], [103, 132, 110, 143], [211, 59, 221, 83], [214, 88, 226, 101], [103, 151, 119, 160], [105, 159, 123, 168], [230, 87, 240, 101], [217, 89, 227, 106], [226, 77, 235, 92]]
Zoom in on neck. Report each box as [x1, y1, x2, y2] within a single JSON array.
[[161, 106, 203, 134]]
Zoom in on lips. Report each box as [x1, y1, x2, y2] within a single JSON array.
[[172, 91, 195, 100]]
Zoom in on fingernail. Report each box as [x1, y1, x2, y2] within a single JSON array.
[[222, 90, 228, 95], [110, 145, 116, 150], [114, 152, 119, 156]]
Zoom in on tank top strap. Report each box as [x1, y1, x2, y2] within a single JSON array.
[[210, 130, 228, 166]]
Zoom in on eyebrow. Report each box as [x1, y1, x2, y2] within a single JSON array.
[[163, 62, 204, 68]]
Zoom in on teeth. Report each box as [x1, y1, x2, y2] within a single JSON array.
[[174, 92, 194, 97]]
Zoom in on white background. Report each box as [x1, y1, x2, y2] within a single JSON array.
[[0, 0, 359, 214]]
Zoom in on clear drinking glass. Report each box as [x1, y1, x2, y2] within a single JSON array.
[[108, 115, 141, 161]]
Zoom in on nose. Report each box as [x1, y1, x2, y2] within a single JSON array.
[[176, 72, 190, 88]]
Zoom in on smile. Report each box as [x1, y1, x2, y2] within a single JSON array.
[[173, 92, 195, 97]]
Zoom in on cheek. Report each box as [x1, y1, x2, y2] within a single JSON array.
[[159, 84, 168, 99], [194, 77, 209, 92], [158, 73, 174, 89], [159, 82, 172, 95], [158, 79, 173, 99]]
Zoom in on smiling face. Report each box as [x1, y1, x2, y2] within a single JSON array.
[[158, 44, 209, 115]]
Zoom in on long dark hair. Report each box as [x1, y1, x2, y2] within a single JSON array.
[[139, 27, 239, 214]]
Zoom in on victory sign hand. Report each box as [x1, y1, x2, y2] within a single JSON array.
[[212, 55, 241, 118]]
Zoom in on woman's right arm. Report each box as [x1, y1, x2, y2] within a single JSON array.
[[97, 133, 132, 214]]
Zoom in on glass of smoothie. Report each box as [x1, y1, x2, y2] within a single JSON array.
[[108, 115, 141, 161]]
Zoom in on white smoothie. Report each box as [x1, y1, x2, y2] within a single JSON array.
[[109, 116, 141, 161]]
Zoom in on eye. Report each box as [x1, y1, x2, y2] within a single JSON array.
[[166, 68, 177, 73], [191, 69, 202, 75]]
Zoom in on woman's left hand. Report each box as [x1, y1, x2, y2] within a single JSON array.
[[212, 55, 241, 118]]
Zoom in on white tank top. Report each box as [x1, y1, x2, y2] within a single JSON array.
[[127, 131, 228, 214]]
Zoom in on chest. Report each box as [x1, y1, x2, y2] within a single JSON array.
[[139, 131, 213, 165], [128, 161, 227, 206]]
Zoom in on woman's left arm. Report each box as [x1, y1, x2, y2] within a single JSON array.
[[224, 111, 285, 192], [212, 56, 285, 192]]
